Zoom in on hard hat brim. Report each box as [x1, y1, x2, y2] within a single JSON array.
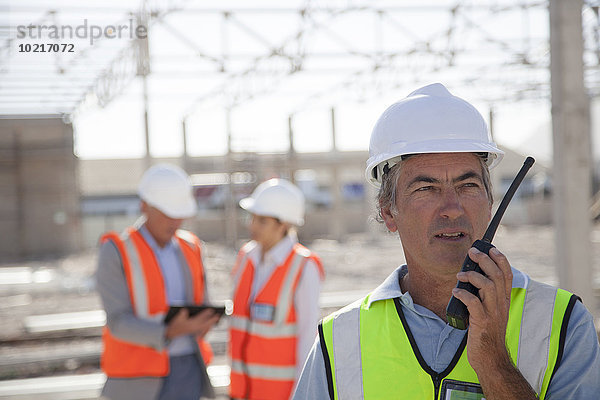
[[239, 196, 304, 226], [239, 197, 256, 214], [365, 138, 504, 187], [148, 194, 198, 219]]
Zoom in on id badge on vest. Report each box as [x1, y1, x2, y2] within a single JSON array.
[[250, 302, 275, 322], [441, 379, 485, 400]]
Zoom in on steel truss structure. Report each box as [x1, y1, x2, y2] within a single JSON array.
[[1, 0, 599, 120]]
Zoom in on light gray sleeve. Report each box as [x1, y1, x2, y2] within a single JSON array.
[[95, 240, 167, 350], [545, 300, 600, 399], [292, 334, 331, 400], [294, 259, 322, 380]]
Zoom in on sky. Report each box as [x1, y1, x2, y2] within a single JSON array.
[[72, 79, 556, 165]]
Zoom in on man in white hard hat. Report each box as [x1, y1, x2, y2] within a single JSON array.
[[95, 163, 221, 400], [229, 178, 325, 400], [293, 83, 600, 399]]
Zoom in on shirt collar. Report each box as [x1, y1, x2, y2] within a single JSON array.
[[247, 233, 297, 267], [138, 224, 175, 252], [366, 265, 407, 308], [264, 234, 297, 265], [366, 264, 529, 309]]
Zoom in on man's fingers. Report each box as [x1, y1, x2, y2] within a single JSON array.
[[456, 270, 496, 309], [456, 270, 492, 291], [167, 308, 221, 339], [190, 309, 220, 328], [172, 308, 189, 323], [209, 314, 221, 325], [192, 309, 216, 322], [456, 246, 514, 331], [489, 248, 513, 299], [194, 313, 221, 338], [467, 247, 512, 300], [452, 287, 485, 320]]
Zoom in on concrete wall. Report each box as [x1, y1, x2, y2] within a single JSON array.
[[0, 117, 81, 260]]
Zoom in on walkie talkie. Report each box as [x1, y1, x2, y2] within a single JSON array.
[[446, 156, 535, 330]]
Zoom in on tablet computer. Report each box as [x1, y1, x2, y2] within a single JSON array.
[[164, 304, 228, 324]]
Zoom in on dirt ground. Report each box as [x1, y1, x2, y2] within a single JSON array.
[[1, 223, 599, 336], [0, 223, 599, 392]]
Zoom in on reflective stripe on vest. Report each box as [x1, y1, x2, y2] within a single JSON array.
[[330, 298, 364, 400], [517, 281, 560, 394], [122, 229, 161, 321], [229, 317, 297, 338], [229, 243, 324, 399], [231, 360, 297, 380], [100, 228, 208, 378], [321, 279, 576, 400]]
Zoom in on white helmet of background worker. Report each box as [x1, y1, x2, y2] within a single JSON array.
[[239, 178, 305, 226], [365, 83, 504, 187], [138, 163, 198, 219]]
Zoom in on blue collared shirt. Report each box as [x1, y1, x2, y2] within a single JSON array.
[[139, 225, 195, 356], [293, 266, 600, 399]]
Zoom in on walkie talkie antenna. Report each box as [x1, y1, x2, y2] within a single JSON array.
[[482, 156, 535, 243]]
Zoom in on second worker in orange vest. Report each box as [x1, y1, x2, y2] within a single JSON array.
[[96, 164, 221, 400], [229, 178, 325, 400]]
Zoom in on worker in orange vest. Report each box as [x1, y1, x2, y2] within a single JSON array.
[[95, 163, 221, 400], [229, 178, 325, 400]]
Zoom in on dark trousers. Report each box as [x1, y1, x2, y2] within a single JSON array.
[[158, 354, 203, 400]]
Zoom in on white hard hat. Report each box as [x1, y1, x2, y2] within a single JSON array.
[[138, 163, 197, 219], [365, 83, 504, 187], [239, 178, 305, 226]]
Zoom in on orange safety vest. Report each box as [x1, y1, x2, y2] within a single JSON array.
[[100, 227, 213, 378], [229, 242, 324, 400]]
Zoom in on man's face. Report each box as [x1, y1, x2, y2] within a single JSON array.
[[141, 202, 184, 247], [381, 153, 492, 277], [248, 214, 287, 251]]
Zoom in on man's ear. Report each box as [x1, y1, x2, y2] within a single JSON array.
[[380, 206, 398, 233]]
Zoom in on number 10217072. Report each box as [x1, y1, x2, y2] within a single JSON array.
[[18, 43, 74, 53]]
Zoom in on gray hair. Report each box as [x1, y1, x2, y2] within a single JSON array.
[[375, 154, 493, 223]]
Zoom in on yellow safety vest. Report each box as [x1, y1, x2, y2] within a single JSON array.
[[320, 279, 578, 400]]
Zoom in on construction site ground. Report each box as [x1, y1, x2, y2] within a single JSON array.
[[1, 225, 600, 399]]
